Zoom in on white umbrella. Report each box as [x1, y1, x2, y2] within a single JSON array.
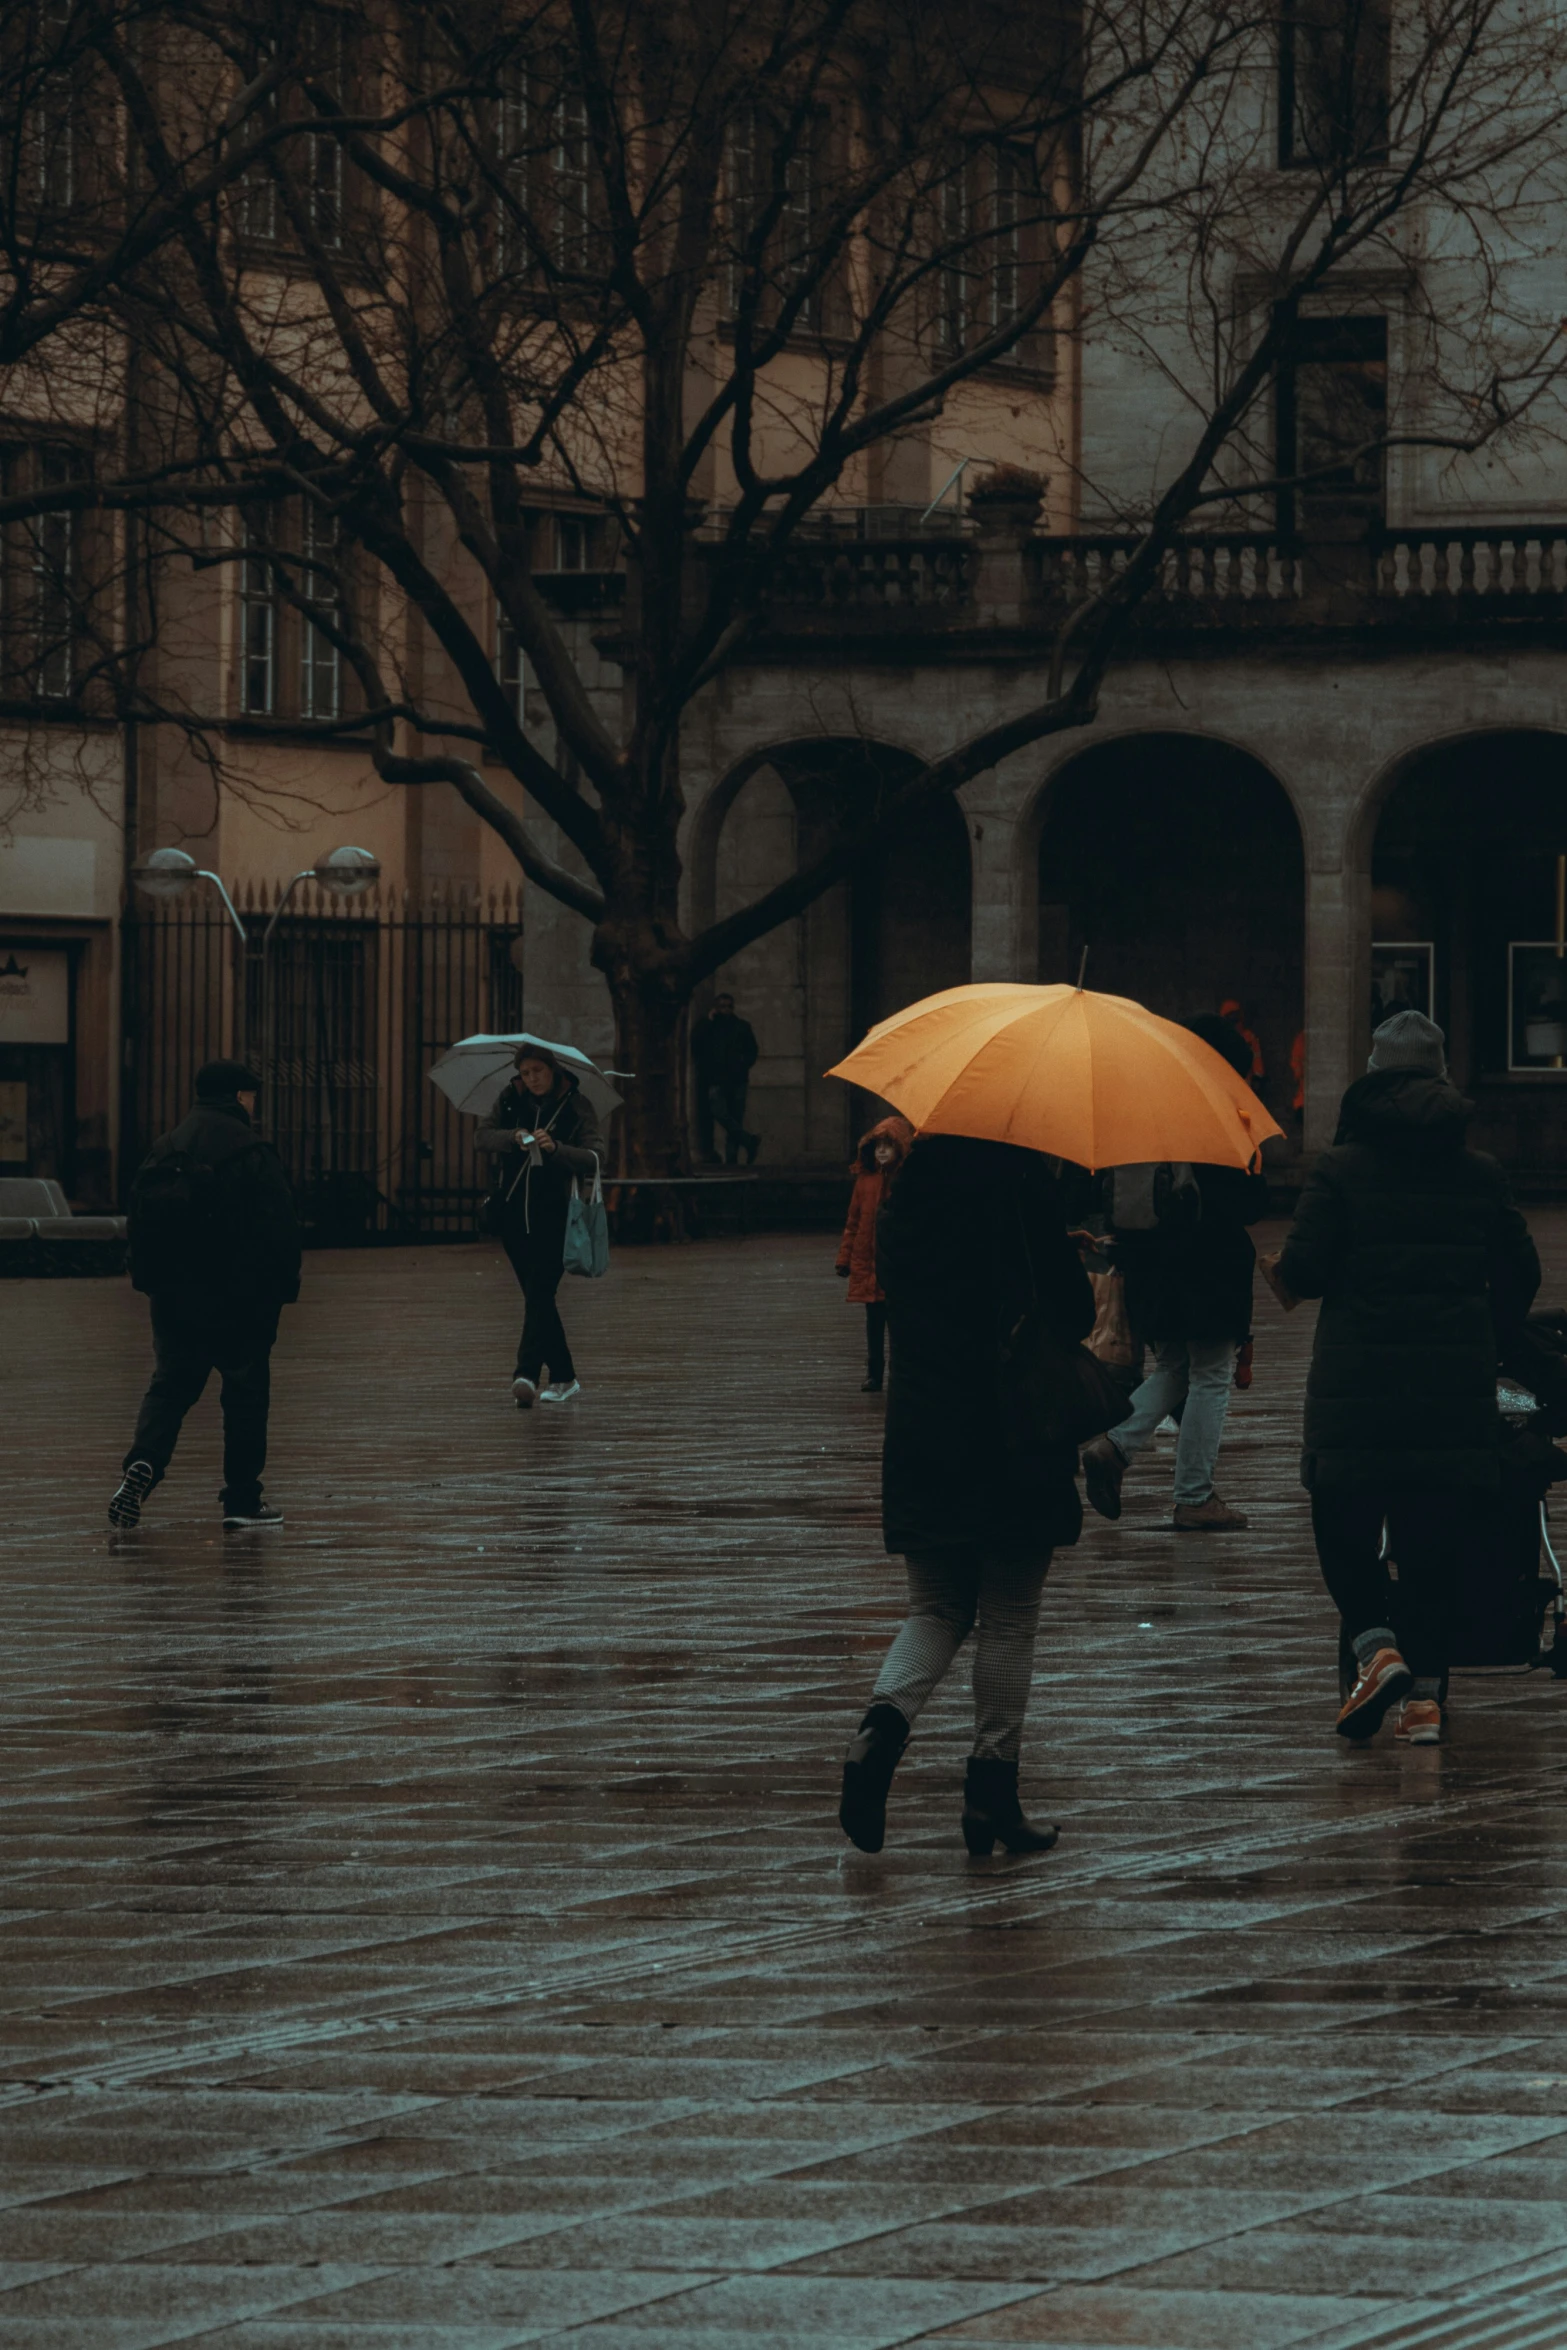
[[428, 1033, 624, 1123]]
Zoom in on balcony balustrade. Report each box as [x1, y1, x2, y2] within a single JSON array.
[[737, 522, 1567, 642]]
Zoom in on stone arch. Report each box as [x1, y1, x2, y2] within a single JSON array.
[[1030, 729, 1307, 1134], [1358, 727, 1567, 1182], [690, 736, 972, 1163]]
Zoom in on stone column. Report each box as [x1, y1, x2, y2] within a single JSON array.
[[967, 808, 1026, 982], [1302, 859, 1370, 1158]]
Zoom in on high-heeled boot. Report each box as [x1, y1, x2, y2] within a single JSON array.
[[838, 1702, 909, 1853], [961, 1756, 1059, 1856]]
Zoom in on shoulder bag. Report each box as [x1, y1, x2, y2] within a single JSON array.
[[563, 1153, 610, 1279]]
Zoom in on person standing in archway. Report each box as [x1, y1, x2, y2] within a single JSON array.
[[692, 992, 760, 1166]]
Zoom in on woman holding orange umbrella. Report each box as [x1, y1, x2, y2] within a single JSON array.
[[830, 982, 1279, 1858], [837, 1132, 1095, 1859]]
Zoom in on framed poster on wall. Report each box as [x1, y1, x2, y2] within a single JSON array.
[[1371, 941, 1434, 1027], [1509, 944, 1567, 1071]]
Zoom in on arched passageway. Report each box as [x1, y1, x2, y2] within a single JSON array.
[[1373, 731, 1567, 1183], [706, 744, 971, 1163], [1037, 733, 1305, 1130]]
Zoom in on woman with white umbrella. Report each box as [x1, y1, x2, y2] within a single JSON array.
[[475, 1044, 604, 1406]]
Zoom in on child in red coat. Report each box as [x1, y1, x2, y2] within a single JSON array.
[[835, 1117, 913, 1390]]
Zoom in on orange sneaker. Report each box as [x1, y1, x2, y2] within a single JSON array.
[[1336, 1646, 1413, 1741], [1395, 1698, 1444, 1745]]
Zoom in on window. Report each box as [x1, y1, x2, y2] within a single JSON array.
[[298, 504, 341, 720], [237, 501, 355, 722], [723, 104, 836, 334], [239, 512, 278, 715], [552, 515, 587, 572], [936, 144, 1050, 371], [1276, 315, 1387, 535], [1280, 0, 1391, 166], [496, 612, 526, 726], [0, 444, 86, 701], [231, 14, 351, 251], [491, 58, 597, 282], [27, 0, 77, 213]]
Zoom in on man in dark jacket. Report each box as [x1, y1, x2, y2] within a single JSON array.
[[1081, 1016, 1269, 1532], [692, 993, 759, 1165], [837, 1136, 1095, 1859], [109, 1059, 302, 1531], [1271, 1010, 1540, 1743]]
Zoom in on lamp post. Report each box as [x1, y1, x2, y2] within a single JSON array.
[[262, 844, 382, 941], [128, 847, 248, 941], [130, 843, 383, 1075], [130, 844, 383, 938]]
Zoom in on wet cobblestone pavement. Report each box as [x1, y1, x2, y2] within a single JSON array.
[[4, 1222, 1567, 2349]]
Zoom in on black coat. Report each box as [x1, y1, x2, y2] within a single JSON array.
[[879, 1137, 1095, 1557], [693, 1012, 758, 1086], [130, 1101, 301, 1316], [1117, 1163, 1269, 1345], [1275, 1071, 1540, 1493], [476, 1078, 604, 1245]]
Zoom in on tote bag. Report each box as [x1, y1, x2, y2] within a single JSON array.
[[563, 1154, 610, 1279]]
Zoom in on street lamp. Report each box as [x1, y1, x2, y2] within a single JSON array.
[[129, 847, 248, 942], [263, 845, 382, 941], [129, 844, 382, 942]]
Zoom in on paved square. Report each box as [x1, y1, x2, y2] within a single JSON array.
[[3, 1222, 1567, 2347]]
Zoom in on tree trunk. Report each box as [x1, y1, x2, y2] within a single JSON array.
[[597, 946, 694, 1235]]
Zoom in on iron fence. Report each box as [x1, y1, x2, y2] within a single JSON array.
[[122, 884, 523, 1238]]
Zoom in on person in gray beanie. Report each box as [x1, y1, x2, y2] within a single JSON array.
[[1265, 1014, 1539, 1746], [1366, 1009, 1447, 1078], [109, 1059, 301, 1533]]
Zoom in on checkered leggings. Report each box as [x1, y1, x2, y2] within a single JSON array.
[[871, 1547, 1051, 1761]]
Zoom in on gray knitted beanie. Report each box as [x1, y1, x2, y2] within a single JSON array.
[[1368, 1009, 1447, 1078]]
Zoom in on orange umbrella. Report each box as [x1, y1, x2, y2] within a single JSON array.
[[828, 983, 1283, 1169]]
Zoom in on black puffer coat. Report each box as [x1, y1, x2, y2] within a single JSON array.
[[1275, 1071, 1540, 1493], [878, 1136, 1095, 1557], [130, 1100, 301, 1316]]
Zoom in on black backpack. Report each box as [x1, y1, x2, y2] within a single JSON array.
[[128, 1128, 257, 1295]]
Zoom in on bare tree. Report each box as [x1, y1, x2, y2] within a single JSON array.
[[2, 0, 1563, 1167]]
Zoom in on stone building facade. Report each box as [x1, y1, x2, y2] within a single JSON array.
[[524, 528, 1567, 1186]]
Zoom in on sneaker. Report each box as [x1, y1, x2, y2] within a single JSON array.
[[512, 1375, 538, 1409], [1173, 1492, 1248, 1531], [1082, 1436, 1127, 1522], [1395, 1698, 1445, 1745], [108, 1459, 155, 1530], [1336, 1645, 1413, 1741], [539, 1379, 581, 1403], [222, 1501, 284, 1529]]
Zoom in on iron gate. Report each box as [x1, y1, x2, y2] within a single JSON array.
[[122, 885, 524, 1238]]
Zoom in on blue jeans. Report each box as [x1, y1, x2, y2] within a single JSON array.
[[1112, 1336, 1236, 1507]]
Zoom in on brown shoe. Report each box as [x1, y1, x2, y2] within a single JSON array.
[[1172, 1492, 1248, 1531], [1082, 1436, 1127, 1521]]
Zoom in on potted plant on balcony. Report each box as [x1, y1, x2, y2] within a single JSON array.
[[967, 465, 1047, 533]]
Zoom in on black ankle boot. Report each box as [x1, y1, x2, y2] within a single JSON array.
[[839, 1703, 909, 1853], [961, 1757, 1059, 1857]]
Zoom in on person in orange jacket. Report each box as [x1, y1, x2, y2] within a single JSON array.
[[836, 1116, 914, 1391]]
